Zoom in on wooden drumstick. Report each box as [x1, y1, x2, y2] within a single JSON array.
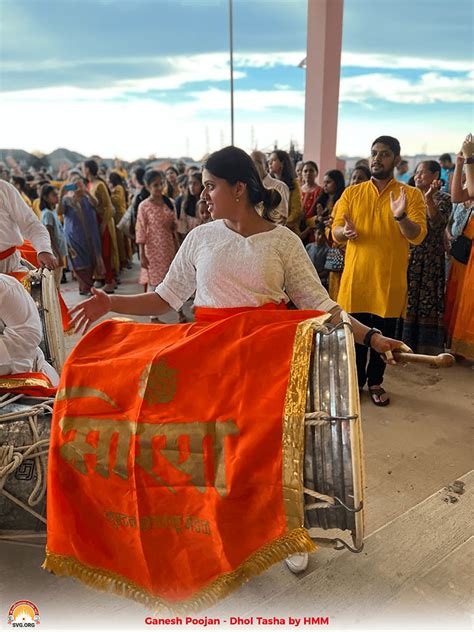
[[392, 351, 455, 367]]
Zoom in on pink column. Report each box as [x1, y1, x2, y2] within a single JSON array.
[[303, 0, 344, 178]]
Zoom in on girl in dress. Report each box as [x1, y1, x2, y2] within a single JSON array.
[[300, 161, 323, 245], [176, 172, 204, 239], [135, 170, 184, 323], [269, 150, 303, 235]]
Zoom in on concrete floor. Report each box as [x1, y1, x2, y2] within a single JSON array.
[[1, 261, 472, 631]]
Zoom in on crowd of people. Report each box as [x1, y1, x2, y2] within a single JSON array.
[[1, 133, 473, 407]]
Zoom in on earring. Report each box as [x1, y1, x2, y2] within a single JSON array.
[[235, 197, 240, 202]]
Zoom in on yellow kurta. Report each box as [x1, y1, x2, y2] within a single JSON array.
[[111, 184, 127, 219], [90, 180, 120, 273], [286, 179, 303, 235], [332, 179, 427, 318], [32, 197, 42, 219]]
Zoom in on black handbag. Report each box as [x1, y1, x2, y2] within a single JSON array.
[[324, 247, 345, 272], [451, 210, 472, 265], [451, 235, 471, 264]]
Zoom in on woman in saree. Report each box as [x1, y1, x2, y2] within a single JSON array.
[[58, 175, 105, 296], [83, 159, 119, 293], [70, 146, 409, 573]]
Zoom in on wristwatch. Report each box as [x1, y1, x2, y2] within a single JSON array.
[[363, 327, 382, 348], [394, 212, 407, 222], [465, 157, 474, 164]]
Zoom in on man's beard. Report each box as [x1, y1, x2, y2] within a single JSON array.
[[370, 167, 393, 180]]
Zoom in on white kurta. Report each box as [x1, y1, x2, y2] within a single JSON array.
[[0, 180, 53, 273], [156, 220, 337, 313], [0, 274, 59, 385]]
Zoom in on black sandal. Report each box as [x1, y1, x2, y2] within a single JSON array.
[[368, 386, 390, 407]]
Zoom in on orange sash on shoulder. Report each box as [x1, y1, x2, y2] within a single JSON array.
[[19, 240, 39, 267], [44, 308, 327, 611]]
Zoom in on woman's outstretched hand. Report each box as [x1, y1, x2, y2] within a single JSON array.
[[371, 334, 412, 365], [69, 287, 111, 334]]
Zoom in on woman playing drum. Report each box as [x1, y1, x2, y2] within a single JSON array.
[[72, 146, 406, 358], [70, 146, 409, 574]]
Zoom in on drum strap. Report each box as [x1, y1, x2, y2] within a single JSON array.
[[0, 246, 17, 261]]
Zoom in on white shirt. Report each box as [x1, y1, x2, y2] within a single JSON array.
[[0, 180, 53, 254], [156, 220, 337, 312], [0, 274, 59, 385], [262, 173, 289, 225]]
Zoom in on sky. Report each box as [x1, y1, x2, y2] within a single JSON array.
[[0, 0, 473, 160]]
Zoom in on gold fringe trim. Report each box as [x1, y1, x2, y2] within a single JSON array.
[[43, 527, 316, 614], [282, 315, 332, 531], [0, 377, 52, 390]]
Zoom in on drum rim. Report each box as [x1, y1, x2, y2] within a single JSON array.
[[303, 312, 364, 550]]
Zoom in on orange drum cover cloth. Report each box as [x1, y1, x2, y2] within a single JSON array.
[[44, 309, 327, 611]]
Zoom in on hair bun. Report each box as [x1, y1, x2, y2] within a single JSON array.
[[262, 187, 281, 212]]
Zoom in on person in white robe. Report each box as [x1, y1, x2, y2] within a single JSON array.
[[0, 274, 59, 386], [0, 180, 57, 273]]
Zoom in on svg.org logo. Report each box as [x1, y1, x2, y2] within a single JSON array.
[[7, 600, 40, 627]]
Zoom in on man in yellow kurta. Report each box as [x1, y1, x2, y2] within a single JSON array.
[[333, 136, 427, 406]]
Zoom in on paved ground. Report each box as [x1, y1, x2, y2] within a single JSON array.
[[1, 260, 472, 631]]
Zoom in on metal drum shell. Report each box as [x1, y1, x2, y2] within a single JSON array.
[[303, 315, 365, 550], [29, 269, 66, 373]]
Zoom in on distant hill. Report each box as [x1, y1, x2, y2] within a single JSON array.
[[0, 148, 198, 174], [47, 148, 87, 170], [0, 148, 46, 169]]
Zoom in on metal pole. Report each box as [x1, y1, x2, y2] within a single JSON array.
[[228, 0, 234, 145]]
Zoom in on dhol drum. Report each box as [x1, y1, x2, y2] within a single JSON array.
[[28, 269, 66, 373], [0, 393, 53, 538], [304, 312, 364, 553]]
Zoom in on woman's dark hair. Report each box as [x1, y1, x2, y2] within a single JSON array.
[[109, 171, 129, 205], [419, 160, 441, 179], [352, 165, 371, 181], [161, 166, 178, 198], [84, 159, 98, 177], [271, 149, 296, 190], [144, 169, 163, 187], [39, 184, 57, 210], [182, 172, 204, 218], [12, 176, 27, 192], [134, 167, 146, 186], [84, 158, 111, 193], [316, 169, 346, 209], [204, 146, 281, 214], [144, 170, 173, 211], [303, 160, 319, 175]]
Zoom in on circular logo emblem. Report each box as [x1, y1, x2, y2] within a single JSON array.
[[8, 600, 40, 626]]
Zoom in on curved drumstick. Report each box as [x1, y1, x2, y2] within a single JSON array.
[[392, 351, 455, 367]]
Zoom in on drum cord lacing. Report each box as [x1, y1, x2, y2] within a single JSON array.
[[0, 398, 54, 532]]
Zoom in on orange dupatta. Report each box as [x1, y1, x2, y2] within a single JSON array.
[[44, 308, 327, 611]]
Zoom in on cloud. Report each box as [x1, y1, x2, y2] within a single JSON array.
[[340, 71, 474, 104], [341, 52, 473, 73]]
